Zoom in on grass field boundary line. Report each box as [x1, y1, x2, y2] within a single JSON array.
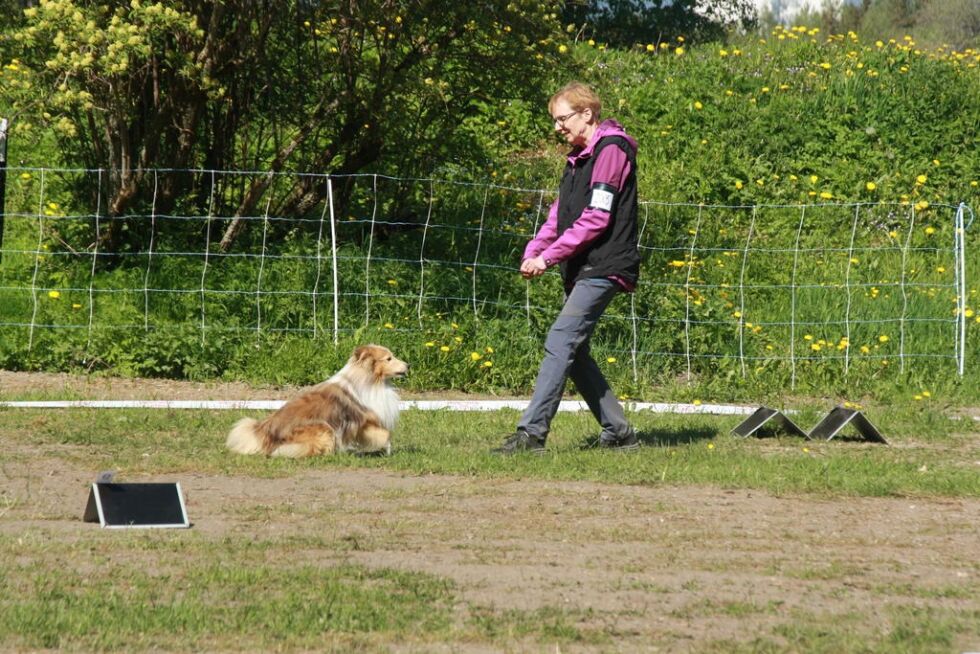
[[0, 399, 763, 415]]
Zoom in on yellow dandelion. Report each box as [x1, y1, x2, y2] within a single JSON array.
[[606, 356, 617, 363], [485, 346, 494, 353], [811, 343, 822, 351], [439, 345, 450, 352], [735, 180, 743, 190], [558, 44, 568, 54], [924, 226, 936, 235], [47, 290, 60, 299], [383, 322, 394, 329], [693, 399, 702, 406], [483, 360, 493, 368], [860, 345, 870, 354], [804, 334, 813, 341], [387, 279, 397, 286], [72, 303, 82, 309], [470, 351, 482, 361], [646, 44, 655, 52], [425, 341, 435, 347], [694, 101, 703, 110], [916, 174, 927, 185], [707, 442, 715, 450], [866, 182, 877, 191], [878, 335, 890, 343], [674, 46, 685, 56], [20, 172, 32, 180], [733, 311, 742, 318], [922, 390, 931, 397]]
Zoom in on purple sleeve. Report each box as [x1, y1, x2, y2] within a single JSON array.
[[539, 145, 631, 265], [523, 199, 559, 260]]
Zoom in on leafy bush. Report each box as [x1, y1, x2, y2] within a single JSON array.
[[1, 24, 978, 404]]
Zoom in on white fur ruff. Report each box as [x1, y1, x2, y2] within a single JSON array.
[[327, 364, 401, 431]]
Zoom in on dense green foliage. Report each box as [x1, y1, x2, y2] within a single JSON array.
[[1, 10, 978, 404], [0, 0, 565, 253]]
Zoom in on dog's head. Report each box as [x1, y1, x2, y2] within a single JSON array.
[[351, 344, 409, 382]]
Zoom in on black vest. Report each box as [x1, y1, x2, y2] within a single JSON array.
[[556, 135, 640, 287]]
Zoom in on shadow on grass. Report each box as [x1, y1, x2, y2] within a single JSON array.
[[637, 426, 720, 448]]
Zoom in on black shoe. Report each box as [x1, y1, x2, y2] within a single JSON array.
[[491, 429, 547, 455], [582, 429, 640, 452]]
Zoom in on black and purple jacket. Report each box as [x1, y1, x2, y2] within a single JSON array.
[[524, 119, 640, 290]]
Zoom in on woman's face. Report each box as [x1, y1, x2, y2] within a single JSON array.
[[551, 98, 593, 147]]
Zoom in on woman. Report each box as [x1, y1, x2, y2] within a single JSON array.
[[493, 81, 641, 455]]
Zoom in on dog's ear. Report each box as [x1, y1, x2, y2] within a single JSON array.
[[352, 345, 375, 362]]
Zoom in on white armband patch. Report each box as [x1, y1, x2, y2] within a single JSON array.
[[589, 188, 615, 212]]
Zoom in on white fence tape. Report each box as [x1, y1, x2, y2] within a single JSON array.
[[0, 399, 757, 415]]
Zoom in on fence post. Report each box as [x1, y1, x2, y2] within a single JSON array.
[[0, 118, 8, 264], [955, 202, 968, 377]]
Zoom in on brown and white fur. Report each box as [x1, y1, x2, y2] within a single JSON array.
[[226, 345, 408, 458]]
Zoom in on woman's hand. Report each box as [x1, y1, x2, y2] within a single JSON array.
[[520, 256, 548, 279]]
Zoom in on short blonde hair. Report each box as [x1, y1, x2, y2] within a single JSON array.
[[549, 82, 601, 121]]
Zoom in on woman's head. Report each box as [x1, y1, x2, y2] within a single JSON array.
[[549, 82, 601, 147], [548, 82, 602, 120]]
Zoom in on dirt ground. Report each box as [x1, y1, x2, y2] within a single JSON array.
[[2, 371, 979, 651]]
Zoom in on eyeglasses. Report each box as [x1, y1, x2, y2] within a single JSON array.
[[552, 110, 580, 126]]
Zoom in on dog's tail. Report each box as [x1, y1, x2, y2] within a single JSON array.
[[226, 418, 265, 455]]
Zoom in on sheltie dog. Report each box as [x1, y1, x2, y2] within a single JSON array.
[[226, 345, 408, 458]]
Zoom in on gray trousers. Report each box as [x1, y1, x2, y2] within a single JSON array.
[[518, 277, 632, 441]]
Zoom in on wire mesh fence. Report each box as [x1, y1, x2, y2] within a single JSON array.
[[0, 166, 972, 388]]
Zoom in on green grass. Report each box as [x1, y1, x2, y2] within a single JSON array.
[[2, 404, 978, 651], [1, 558, 454, 651], [2, 404, 977, 498]]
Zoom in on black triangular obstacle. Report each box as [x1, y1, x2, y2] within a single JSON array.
[[730, 406, 809, 439], [807, 406, 888, 444], [84, 481, 190, 528]]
